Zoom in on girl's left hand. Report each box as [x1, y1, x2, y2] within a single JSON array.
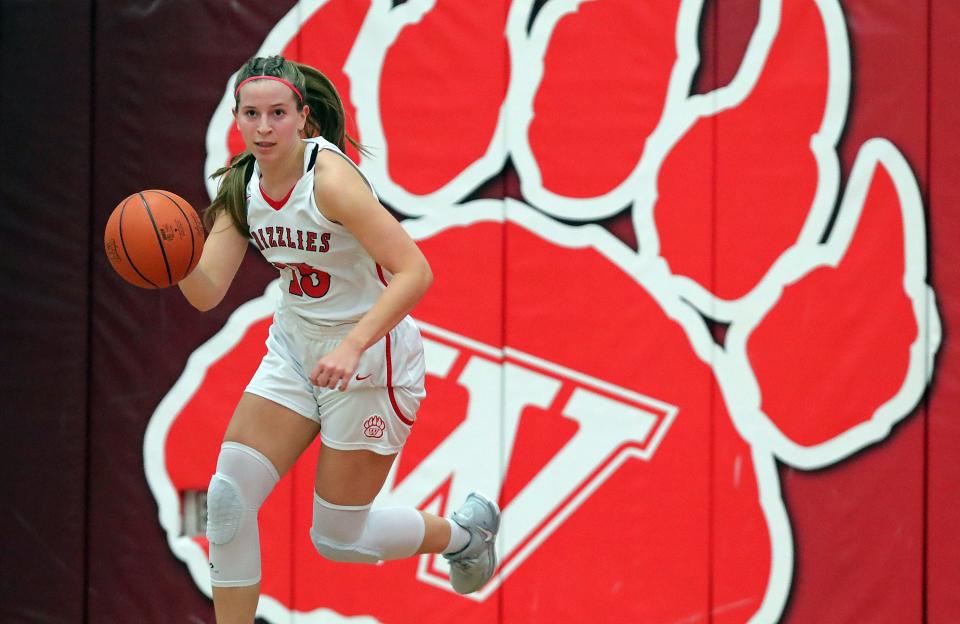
[[310, 340, 363, 390]]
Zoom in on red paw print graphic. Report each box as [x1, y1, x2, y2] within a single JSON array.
[[363, 415, 386, 439], [152, 1, 941, 623]]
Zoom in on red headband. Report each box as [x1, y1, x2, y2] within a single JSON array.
[[234, 75, 303, 102]]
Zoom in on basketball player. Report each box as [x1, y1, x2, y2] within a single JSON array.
[[178, 55, 498, 624]]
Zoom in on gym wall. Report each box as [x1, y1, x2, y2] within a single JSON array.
[[1, 1, 957, 622]]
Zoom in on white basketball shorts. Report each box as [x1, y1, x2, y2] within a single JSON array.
[[245, 307, 426, 455]]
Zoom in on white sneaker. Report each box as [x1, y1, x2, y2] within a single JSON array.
[[443, 492, 500, 594]]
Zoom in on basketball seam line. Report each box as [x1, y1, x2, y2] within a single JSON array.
[[118, 196, 158, 288], [139, 191, 173, 286], [154, 190, 196, 281]]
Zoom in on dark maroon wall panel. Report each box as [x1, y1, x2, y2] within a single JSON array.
[[0, 2, 92, 622]]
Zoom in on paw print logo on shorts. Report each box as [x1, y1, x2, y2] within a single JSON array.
[[145, 1, 942, 623], [362, 415, 385, 439]]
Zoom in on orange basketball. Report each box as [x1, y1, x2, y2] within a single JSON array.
[[104, 190, 205, 289]]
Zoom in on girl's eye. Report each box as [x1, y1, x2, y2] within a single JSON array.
[[245, 110, 257, 118], [273, 110, 285, 117]]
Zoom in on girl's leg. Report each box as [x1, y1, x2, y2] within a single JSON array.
[[419, 512, 456, 554], [211, 393, 320, 624], [310, 444, 499, 595], [312, 445, 455, 555]]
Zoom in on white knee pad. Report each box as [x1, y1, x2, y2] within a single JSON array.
[[206, 442, 279, 587], [310, 494, 425, 564]]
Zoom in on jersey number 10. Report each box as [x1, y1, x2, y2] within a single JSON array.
[[271, 262, 331, 298]]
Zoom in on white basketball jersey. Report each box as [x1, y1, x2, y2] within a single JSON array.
[[246, 137, 387, 325]]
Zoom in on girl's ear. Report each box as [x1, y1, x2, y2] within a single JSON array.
[[298, 105, 313, 138], [299, 104, 310, 131]]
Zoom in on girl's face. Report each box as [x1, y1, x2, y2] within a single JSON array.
[[234, 79, 309, 164]]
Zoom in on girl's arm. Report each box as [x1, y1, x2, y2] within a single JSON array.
[[308, 151, 433, 389], [178, 210, 249, 311]]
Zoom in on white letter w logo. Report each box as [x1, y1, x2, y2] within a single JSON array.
[[372, 321, 679, 600]]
